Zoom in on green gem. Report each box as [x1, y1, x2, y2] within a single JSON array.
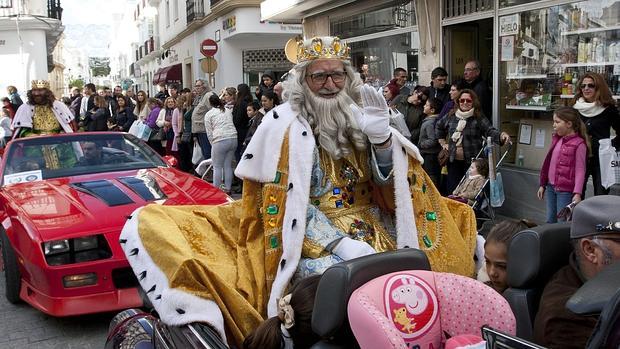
[[313, 200, 320, 206], [267, 204, 279, 215], [425, 211, 437, 221], [273, 171, 282, 184], [270, 235, 278, 248], [423, 235, 432, 248], [422, 184, 427, 193]]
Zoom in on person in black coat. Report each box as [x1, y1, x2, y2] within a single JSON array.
[[255, 71, 276, 100], [110, 95, 136, 132], [233, 83, 254, 161], [463, 60, 492, 123], [85, 95, 111, 132], [428, 67, 450, 106], [572, 72, 620, 196]]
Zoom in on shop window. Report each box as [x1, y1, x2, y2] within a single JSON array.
[[0, 0, 12, 8], [498, 0, 620, 170], [349, 32, 419, 90], [330, 0, 416, 39]]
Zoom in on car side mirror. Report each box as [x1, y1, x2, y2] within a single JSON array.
[[162, 155, 178, 168]]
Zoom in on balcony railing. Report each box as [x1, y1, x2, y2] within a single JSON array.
[[47, 0, 62, 20], [186, 0, 204, 23]]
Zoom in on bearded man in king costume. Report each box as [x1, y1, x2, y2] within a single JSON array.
[[120, 37, 477, 348], [12, 80, 75, 137]]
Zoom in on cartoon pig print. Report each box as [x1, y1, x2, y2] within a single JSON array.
[[391, 276, 429, 315]]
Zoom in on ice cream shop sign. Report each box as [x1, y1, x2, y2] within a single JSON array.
[[223, 15, 236, 33]]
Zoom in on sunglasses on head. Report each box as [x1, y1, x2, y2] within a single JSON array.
[[580, 83, 596, 89], [459, 98, 473, 104]]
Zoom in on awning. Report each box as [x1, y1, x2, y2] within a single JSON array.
[[152, 64, 182, 85]]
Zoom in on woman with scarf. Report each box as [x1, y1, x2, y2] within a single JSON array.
[[157, 97, 180, 159], [572, 72, 620, 196], [435, 89, 511, 194]]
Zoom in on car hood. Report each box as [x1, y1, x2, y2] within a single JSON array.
[[3, 168, 227, 241]]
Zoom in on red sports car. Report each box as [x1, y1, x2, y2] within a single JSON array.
[[0, 132, 229, 316]]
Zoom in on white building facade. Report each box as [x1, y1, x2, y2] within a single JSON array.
[[0, 0, 64, 97]]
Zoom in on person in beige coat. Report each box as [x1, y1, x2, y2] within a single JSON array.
[[450, 158, 488, 205]]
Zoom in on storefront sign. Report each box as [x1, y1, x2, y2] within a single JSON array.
[[223, 16, 236, 33], [499, 14, 519, 36], [280, 24, 303, 32], [500, 36, 514, 61]]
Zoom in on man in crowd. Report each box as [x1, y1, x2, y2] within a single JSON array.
[[534, 195, 620, 348], [12, 80, 74, 137], [154, 82, 169, 102], [68, 87, 82, 118], [168, 83, 179, 100], [6, 85, 23, 110], [125, 88, 137, 105], [429, 67, 450, 105], [393, 67, 410, 96], [80, 83, 96, 123], [191, 78, 216, 159], [463, 59, 492, 122], [119, 36, 477, 348]]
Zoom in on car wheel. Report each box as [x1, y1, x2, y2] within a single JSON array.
[[1, 232, 22, 304]]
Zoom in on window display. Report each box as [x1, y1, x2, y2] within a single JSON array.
[[498, 0, 620, 170]]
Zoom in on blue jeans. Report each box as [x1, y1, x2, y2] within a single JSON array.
[[545, 184, 573, 223], [194, 132, 211, 160]]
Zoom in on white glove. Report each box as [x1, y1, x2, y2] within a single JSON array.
[[350, 85, 391, 144], [332, 237, 376, 261]]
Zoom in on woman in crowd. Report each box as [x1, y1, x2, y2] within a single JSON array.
[[435, 89, 510, 194], [2, 97, 15, 118], [438, 80, 465, 120], [233, 84, 254, 161], [572, 72, 620, 196], [157, 97, 180, 159], [382, 83, 400, 107], [145, 98, 164, 155], [394, 85, 429, 144], [85, 95, 111, 132], [537, 107, 588, 223], [204, 94, 237, 193], [418, 97, 444, 187], [6, 85, 23, 110], [176, 94, 193, 172], [133, 90, 150, 122], [255, 71, 276, 100], [111, 95, 136, 132]]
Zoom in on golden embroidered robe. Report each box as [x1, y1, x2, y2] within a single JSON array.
[[120, 102, 477, 348]]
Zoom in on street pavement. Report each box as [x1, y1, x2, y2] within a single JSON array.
[[0, 271, 111, 349]]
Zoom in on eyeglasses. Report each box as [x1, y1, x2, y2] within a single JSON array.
[[307, 71, 347, 84], [580, 83, 596, 89], [459, 98, 473, 104], [464, 67, 478, 72]]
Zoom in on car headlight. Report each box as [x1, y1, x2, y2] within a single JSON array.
[[44, 240, 70, 255], [74, 236, 98, 251]]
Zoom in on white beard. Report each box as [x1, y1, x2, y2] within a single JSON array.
[[303, 85, 367, 159]]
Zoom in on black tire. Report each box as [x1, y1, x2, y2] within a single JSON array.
[[1, 232, 22, 304]]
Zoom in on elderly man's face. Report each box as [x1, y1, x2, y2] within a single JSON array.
[[305, 59, 347, 99], [464, 62, 479, 82]]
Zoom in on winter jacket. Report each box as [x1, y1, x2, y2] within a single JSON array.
[[578, 105, 620, 157], [115, 107, 136, 132], [86, 107, 110, 132], [464, 76, 492, 123], [192, 91, 216, 134], [418, 115, 441, 155], [204, 107, 237, 144], [429, 85, 450, 106], [255, 71, 276, 100], [393, 94, 424, 144], [539, 133, 586, 194], [435, 112, 499, 163]]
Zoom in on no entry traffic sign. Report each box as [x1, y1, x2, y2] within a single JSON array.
[[200, 39, 218, 57]]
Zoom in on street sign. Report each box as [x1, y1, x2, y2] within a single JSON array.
[[200, 57, 218, 74], [200, 39, 218, 57]]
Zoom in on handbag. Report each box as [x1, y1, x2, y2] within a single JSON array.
[[149, 127, 165, 142], [438, 148, 449, 167], [192, 142, 204, 165], [598, 138, 620, 189]]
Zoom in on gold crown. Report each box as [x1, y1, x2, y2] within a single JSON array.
[[31, 80, 50, 89], [285, 36, 350, 64]]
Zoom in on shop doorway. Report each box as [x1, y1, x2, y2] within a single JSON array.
[[444, 19, 493, 85]]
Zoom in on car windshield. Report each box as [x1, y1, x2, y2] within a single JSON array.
[[2, 133, 166, 184]]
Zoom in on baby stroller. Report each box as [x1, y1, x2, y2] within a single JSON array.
[[453, 139, 512, 231]]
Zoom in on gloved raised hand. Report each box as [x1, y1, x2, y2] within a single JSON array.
[[350, 85, 391, 144], [332, 237, 376, 261]]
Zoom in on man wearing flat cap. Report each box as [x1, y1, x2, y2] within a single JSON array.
[[534, 195, 620, 348], [119, 36, 477, 347]]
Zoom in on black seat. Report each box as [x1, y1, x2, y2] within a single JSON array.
[[503, 222, 572, 340], [310, 248, 431, 349], [567, 261, 620, 349]]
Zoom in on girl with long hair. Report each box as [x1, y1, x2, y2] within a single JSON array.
[[435, 89, 510, 194], [133, 90, 150, 122], [145, 98, 164, 155], [538, 107, 589, 223], [111, 95, 136, 132], [157, 97, 180, 159], [86, 95, 110, 131], [233, 83, 254, 161], [572, 71, 620, 196]]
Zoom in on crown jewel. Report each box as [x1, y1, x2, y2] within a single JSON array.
[[296, 37, 350, 63], [31, 80, 50, 89]]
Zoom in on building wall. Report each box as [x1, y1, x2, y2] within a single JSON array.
[[0, 29, 48, 95]]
